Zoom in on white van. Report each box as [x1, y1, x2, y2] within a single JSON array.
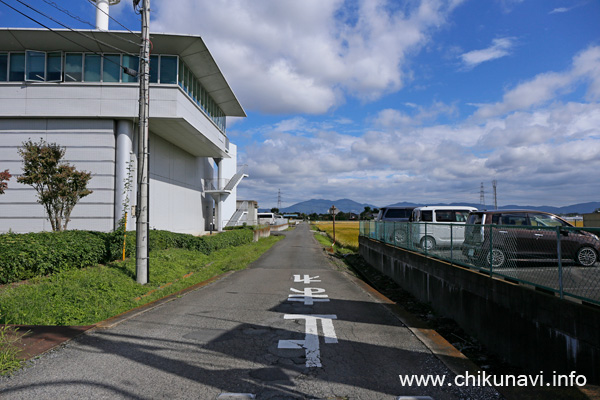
[[257, 212, 276, 225], [411, 206, 478, 250]]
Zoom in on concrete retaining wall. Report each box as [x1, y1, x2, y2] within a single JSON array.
[[253, 226, 271, 242], [359, 236, 600, 384], [270, 223, 289, 232]]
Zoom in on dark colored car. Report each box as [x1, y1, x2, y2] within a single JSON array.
[[375, 206, 416, 243], [462, 210, 600, 268]]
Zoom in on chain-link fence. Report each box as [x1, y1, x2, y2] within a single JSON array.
[[360, 220, 600, 305]]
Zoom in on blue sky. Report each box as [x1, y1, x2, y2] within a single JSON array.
[[2, 0, 599, 209]]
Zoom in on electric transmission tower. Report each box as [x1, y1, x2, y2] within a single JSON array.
[[492, 180, 498, 210], [480, 182, 485, 207], [277, 189, 282, 210]]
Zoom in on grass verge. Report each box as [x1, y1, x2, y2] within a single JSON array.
[[0, 326, 22, 376], [0, 236, 282, 326]]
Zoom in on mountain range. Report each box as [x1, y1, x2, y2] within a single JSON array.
[[262, 199, 600, 215]]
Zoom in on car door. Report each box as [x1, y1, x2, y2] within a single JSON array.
[[495, 213, 531, 260], [527, 212, 573, 261]]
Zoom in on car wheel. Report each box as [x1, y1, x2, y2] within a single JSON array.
[[420, 236, 436, 251], [576, 246, 598, 267], [488, 248, 506, 268], [394, 230, 407, 244]]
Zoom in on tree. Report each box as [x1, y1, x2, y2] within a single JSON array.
[[360, 206, 372, 220], [270, 207, 280, 214], [0, 169, 10, 194], [17, 139, 93, 231]]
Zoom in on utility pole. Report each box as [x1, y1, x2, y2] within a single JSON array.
[[136, 0, 150, 284]]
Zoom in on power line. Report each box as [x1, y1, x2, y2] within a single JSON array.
[[11, 0, 139, 57], [0, 0, 139, 74], [41, 0, 141, 46]]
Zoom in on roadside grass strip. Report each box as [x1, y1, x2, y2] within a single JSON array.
[[0, 236, 282, 327], [0, 325, 22, 375]]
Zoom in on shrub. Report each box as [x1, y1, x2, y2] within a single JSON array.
[[0, 231, 107, 284], [0, 229, 255, 285]]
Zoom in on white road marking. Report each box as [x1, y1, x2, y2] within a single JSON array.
[[294, 274, 321, 283], [288, 287, 329, 305], [278, 314, 338, 367]]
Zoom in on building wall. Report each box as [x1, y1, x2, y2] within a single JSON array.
[[0, 118, 115, 232], [149, 133, 211, 235]]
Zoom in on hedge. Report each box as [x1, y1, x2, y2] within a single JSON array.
[[0, 229, 255, 284]]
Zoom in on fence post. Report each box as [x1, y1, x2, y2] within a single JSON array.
[[489, 226, 494, 277], [450, 223, 454, 264], [424, 223, 428, 256], [557, 226, 564, 299]]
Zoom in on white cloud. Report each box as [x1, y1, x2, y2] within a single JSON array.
[[237, 98, 600, 208], [474, 46, 600, 119], [460, 37, 515, 69], [152, 0, 463, 114], [549, 7, 570, 14]]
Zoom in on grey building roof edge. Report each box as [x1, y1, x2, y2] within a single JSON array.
[[0, 28, 246, 117]]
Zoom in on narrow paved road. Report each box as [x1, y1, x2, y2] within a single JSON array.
[[1, 223, 499, 399]]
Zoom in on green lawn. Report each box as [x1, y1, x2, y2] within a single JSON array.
[[0, 236, 282, 326]]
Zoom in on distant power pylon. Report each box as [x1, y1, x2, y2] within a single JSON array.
[[480, 182, 485, 207], [492, 180, 498, 210], [277, 189, 282, 210]]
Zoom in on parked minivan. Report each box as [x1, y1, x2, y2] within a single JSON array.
[[462, 210, 600, 268], [411, 206, 478, 250], [374, 206, 416, 244]]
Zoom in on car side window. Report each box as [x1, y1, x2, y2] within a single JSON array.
[[421, 210, 433, 222], [529, 213, 568, 227], [500, 213, 528, 226], [455, 211, 469, 222], [436, 211, 453, 222]]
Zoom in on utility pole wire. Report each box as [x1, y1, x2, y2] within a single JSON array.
[[0, 0, 139, 73], [41, 0, 141, 46], [12, 0, 139, 57]]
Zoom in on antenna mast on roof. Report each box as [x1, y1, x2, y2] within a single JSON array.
[[93, 0, 121, 30]]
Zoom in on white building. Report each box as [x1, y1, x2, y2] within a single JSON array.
[[0, 27, 246, 235]]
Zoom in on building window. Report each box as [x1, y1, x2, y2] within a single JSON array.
[[26, 51, 45, 82], [84, 54, 101, 82], [65, 53, 83, 81], [149, 55, 159, 83], [9, 53, 25, 81], [122, 55, 139, 83], [103, 54, 120, 82], [160, 55, 177, 84], [0, 53, 7, 81], [46, 52, 62, 81]]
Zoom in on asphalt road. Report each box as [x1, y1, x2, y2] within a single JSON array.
[[0, 223, 500, 399]]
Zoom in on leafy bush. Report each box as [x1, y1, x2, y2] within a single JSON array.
[[0, 229, 254, 284], [0, 231, 108, 284]]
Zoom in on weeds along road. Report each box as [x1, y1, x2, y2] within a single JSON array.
[[0, 223, 500, 399]]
